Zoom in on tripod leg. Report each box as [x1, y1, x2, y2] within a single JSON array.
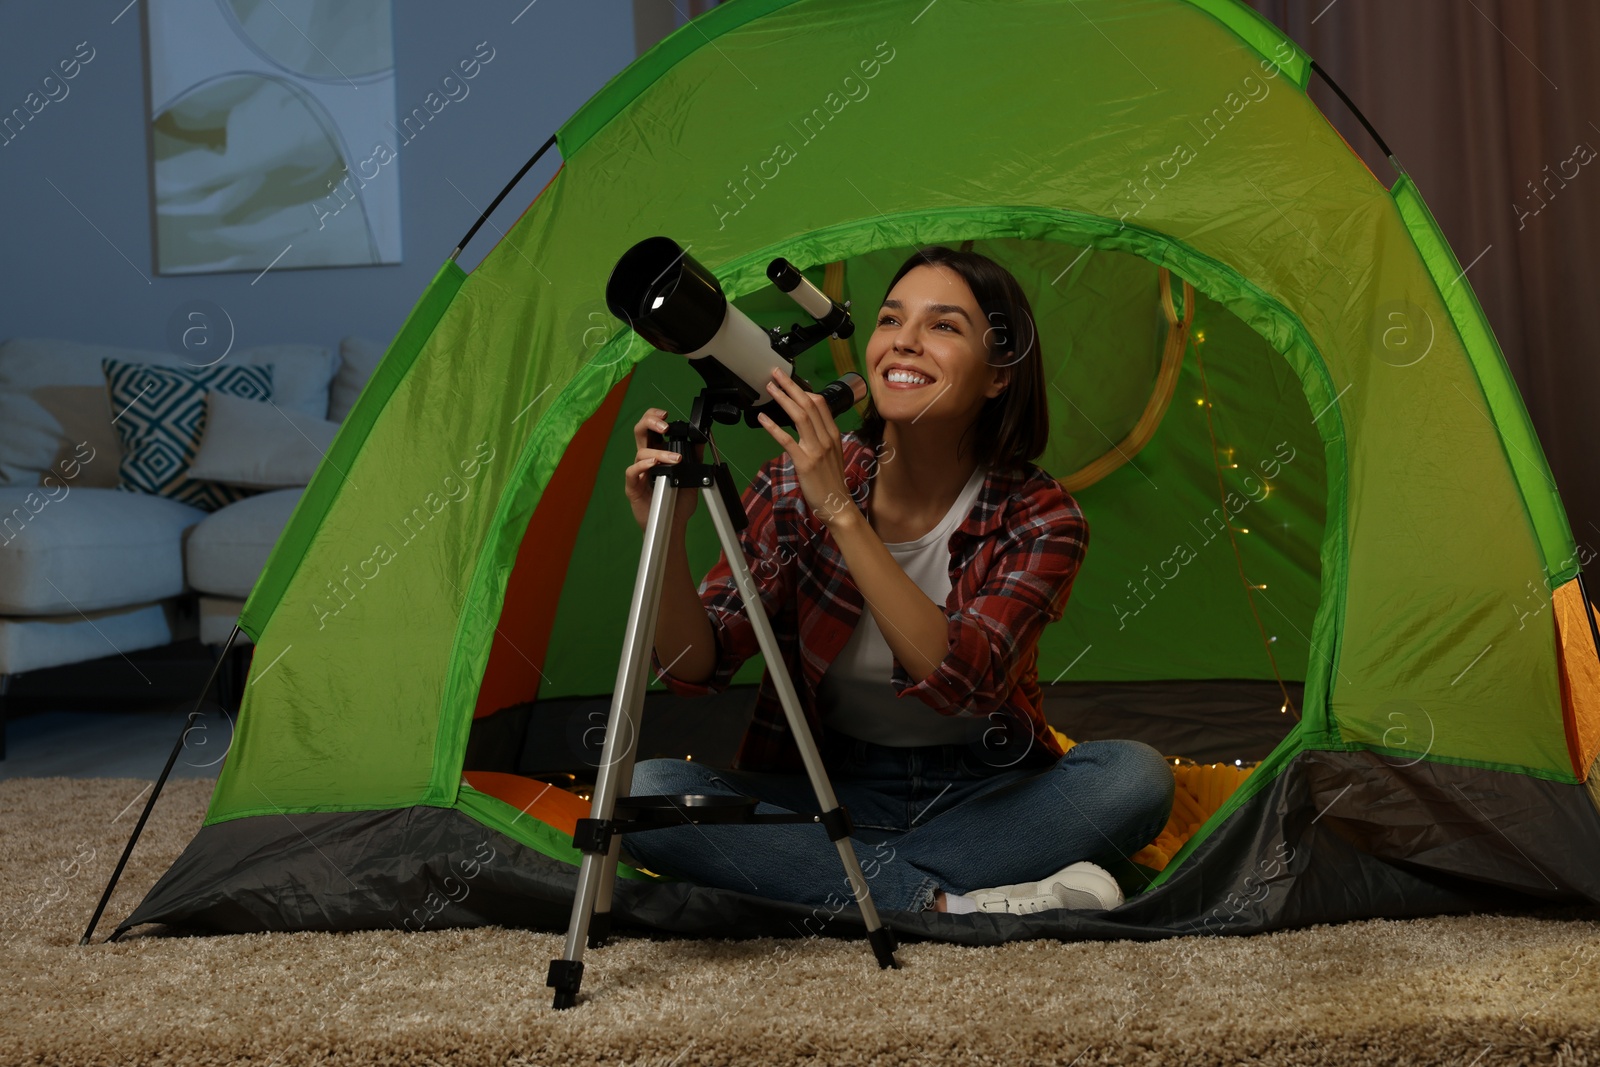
[[699, 489, 900, 969], [549, 470, 682, 1008]]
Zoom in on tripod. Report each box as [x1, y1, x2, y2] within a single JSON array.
[[546, 386, 901, 1009]]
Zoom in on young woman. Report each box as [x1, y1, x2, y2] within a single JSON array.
[[621, 245, 1174, 916]]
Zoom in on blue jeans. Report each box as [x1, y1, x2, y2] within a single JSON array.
[[622, 732, 1175, 913]]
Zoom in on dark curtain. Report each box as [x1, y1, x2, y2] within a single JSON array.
[[633, 0, 1600, 562], [1247, 0, 1600, 569], [634, 0, 722, 58]]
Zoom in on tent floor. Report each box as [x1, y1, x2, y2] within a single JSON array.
[[465, 677, 1304, 783]]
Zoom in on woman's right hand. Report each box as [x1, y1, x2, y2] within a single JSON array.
[[626, 408, 705, 532]]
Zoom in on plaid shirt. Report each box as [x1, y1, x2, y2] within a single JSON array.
[[649, 429, 1089, 775]]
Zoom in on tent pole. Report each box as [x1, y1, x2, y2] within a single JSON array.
[[1577, 569, 1600, 664], [1309, 60, 1402, 178], [450, 132, 559, 260], [80, 625, 243, 945]]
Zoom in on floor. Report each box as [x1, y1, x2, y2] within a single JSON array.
[[1, 639, 228, 780], [0, 706, 225, 780], [11, 773, 1600, 1064]]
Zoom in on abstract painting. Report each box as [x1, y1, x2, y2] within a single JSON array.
[[146, 0, 401, 274]]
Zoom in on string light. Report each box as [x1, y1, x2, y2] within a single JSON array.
[[1193, 335, 1298, 725]]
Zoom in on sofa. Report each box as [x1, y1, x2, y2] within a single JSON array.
[[0, 335, 386, 757]]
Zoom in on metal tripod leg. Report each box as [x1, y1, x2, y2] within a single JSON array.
[[695, 479, 899, 960], [548, 470, 677, 1007]]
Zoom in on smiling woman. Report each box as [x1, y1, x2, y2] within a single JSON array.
[[627, 245, 1176, 918]]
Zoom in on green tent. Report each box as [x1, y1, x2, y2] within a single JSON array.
[[115, 0, 1600, 944]]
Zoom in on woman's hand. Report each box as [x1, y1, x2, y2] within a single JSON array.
[[755, 367, 856, 527], [626, 408, 704, 532]]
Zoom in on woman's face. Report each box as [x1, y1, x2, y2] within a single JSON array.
[[865, 264, 1011, 430]]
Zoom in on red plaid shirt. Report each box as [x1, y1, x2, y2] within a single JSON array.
[[649, 429, 1089, 775]]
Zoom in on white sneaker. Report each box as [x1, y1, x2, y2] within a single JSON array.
[[965, 861, 1125, 914]]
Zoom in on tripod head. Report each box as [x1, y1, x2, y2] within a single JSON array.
[[644, 385, 750, 532]]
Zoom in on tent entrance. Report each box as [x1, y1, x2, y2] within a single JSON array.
[[467, 228, 1328, 866]]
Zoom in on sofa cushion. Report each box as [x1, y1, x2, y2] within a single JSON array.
[[0, 338, 339, 488], [185, 488, 303, 598], [187, 392, 339, 489], [0, 599, 198, 676], [103, 358, 273, 512], [0, 487, 204, 615], [329, 335, 385, 422]]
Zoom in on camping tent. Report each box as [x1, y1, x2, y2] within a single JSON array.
[[113, 0, 1600, 945]]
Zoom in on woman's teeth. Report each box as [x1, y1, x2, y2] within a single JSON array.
[[886, 370, 931, 387]]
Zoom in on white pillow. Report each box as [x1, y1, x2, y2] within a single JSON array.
[[186, 392, 340, 489], [328, 335, 386, 422]]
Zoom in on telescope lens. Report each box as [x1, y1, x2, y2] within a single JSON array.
[[606, 236, 727, 355]]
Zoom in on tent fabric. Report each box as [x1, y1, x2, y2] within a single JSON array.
[[117, 0, 1600, 945]]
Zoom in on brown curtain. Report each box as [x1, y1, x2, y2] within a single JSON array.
[[632, 0, 1600, 560], [1248, 0, 1600, 566], [634, 0, 724, 58]]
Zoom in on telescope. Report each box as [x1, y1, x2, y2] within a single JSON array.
[[604, 236, 866, 427]]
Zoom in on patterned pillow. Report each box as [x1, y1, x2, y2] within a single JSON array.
[[102, 358, 274, 511]]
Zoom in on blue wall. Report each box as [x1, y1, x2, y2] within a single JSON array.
[[0, 0, 634, 351]]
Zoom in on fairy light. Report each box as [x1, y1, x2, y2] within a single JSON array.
[[1192, 330, 1299, 727]]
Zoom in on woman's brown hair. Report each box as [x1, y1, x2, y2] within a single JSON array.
[[855, 245, 1049, 473]]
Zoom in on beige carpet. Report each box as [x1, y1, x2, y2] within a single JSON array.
[[4, 777, 1599, 1067]]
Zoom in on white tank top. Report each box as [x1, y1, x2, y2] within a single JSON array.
[[818, 463, 991, 746]]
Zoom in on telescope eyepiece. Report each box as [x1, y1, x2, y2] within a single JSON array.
[[767, 257, 802, 291]]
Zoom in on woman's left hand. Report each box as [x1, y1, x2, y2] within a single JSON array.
[[756, 367, 857, 527]]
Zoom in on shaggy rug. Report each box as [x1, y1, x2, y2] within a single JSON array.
[[4, 776, 1599, 1066]]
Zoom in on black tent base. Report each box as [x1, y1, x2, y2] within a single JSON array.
[[112, 747, 1600, 945]]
